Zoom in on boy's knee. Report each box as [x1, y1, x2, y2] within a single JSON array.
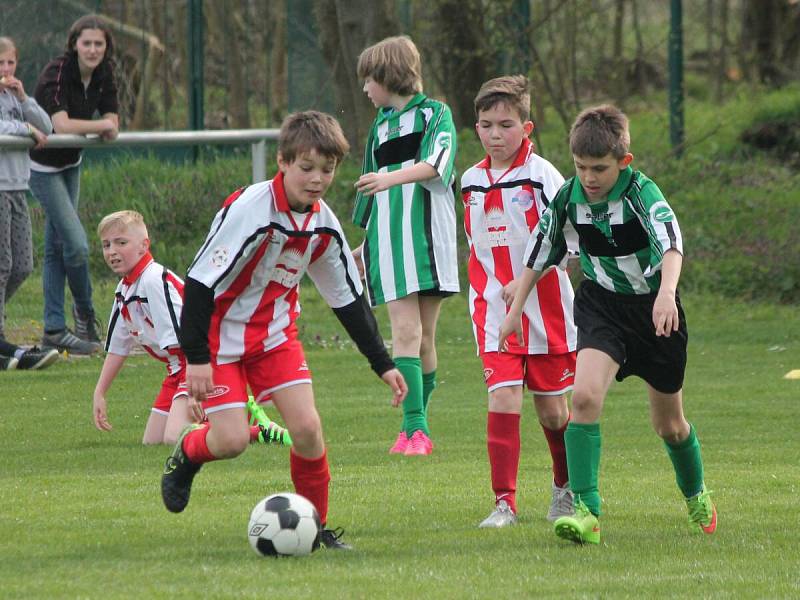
[[393, 321, 422, 347], [655, 422, 689, 445], [488, 386, 521, 413], [288, 414, 323, 451], [212, 429, 249, 458], [570, 387, 602, 415]]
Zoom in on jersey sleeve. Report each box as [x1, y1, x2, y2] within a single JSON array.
[[539, 161, 579, 257], [144, 268, 184, 350], [352, 122, 378, 228], [524, 183, 571, 272], [631, 178, 684, 273], [306, 211, 364, 309], [419, 102, 457, 190]]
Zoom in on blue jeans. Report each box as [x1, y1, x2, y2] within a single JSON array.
[[29, 165, 94, 331]]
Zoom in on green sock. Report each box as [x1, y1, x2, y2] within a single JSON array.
[[422, 370, 436, 416], [565, 422, 602, 516], [394, 356, 427, 435], [665, 424, 705, 498]]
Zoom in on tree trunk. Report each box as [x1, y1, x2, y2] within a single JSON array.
[[714, 0, 729, 103], [211, 0, 249, 128], [269, 0, 287, 124]]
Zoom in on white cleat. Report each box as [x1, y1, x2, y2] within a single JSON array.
[[478, 500, 518, 528], [547, 482, 574, 522]]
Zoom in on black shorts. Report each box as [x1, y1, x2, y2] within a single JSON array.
[[418, 287, 457, 299], [574, 279, 688, 393]]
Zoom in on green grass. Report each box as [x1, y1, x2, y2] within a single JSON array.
[[1, 275, 798, 598]]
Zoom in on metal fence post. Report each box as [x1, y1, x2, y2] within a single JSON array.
[[252, 140, 267, 183]]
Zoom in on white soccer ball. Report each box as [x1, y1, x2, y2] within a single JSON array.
[[248, 492, 321, 557]]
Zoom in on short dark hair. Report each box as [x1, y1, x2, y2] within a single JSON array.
[[278, 111, 350, 163], [474, 75, 531, 122], [569, 104, 630, 159], [66, 14, 115, 62], [357, 35, 423, 96]]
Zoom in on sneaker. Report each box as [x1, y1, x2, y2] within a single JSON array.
[[320, 527, 352, 550], [686, 488, 717, 534], [161, 424, 204, 513], [389, 431, 409, 454], [247, 395, 292, 446], [478, 500, 518, 528], [547, 482, 574, 522], [553, 499, 600, 545], [0, 356, 19, 370], [42, 328, 101, 355], [72, 305, 102, 344], [17, 347, 60, 370], [404, 430, 433, 456]]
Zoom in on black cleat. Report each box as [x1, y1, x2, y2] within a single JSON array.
[[320, 527, 353, 550], [161, 425, 203, 513]]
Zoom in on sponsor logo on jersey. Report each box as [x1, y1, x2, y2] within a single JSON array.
[[511, 190, 534, 210], [650, 201, 674, 223], [483, 368, 494, 382], [559, 368, 575, 382], [211, 246, 229, 268], [206, 385, 231, 398], [538, 210, 552, 235], [387, 125, 403, 136], [298, 360, 309, 372], [436, 132, 451, 150]]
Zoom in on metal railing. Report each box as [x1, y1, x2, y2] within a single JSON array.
[[0, 129, 280, 183]]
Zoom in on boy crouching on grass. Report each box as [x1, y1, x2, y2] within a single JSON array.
[[162, 111, 407, 550], [500, 104, 716, 544]]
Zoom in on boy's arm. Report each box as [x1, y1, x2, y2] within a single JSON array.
[[355, 162, 437, 195], [498, 266, 546, 350], [179, 277, 216, 403], [653, 249, 683, 337], [92, 352, 127, 432]]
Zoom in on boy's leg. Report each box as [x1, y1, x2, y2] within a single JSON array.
[[419, 296, 443, 415], [387, 295, 428, 438], [533, 392, 573, 521], [163, 395, 191, 446], [142, 410, 169, 445]]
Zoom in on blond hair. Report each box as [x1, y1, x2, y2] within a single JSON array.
[[569, 104, 631, 159], [97, 210, 149, 239], [0, 37, 18, 59], [474, 75, 531, 122], [278, 111, 350, 163], [357, 35, 423, 96]]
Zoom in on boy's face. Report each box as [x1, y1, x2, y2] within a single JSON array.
[[573, 153, 633, 202], [476, 102, 533, 170], [362, 77, 392, 108], [277, 149, 337, 211], [101, 225, 149, 277]]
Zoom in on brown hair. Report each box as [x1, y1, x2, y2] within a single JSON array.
[[278, 111, 350, 163], [474, 75, 531, 122], [357, 35, 423, 96], [66, 14, 115, 62], [569, 104, 630, 159], [97, 210, 148, 239], [0, 37, 18, 59]]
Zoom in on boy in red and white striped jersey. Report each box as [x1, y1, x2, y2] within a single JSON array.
[[461, 76, 577, 528], [161, 112, 406, 550]]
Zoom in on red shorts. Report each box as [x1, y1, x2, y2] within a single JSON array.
[[480, 351, 576, 395], [153, 371, 188, 414], [203, 339, 312, 415]]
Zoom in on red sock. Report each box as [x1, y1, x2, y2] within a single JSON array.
[[182, 424, 219, 464], [290, 449, 331, 526], [249, 425, 260, 443], [487, 411, 520, 513], [541, 414, 570, 487]]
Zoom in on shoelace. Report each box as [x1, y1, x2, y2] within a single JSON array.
[[323, 526, 346, 542], [687, 491, 714, 523], [552, 487, 573, 513]]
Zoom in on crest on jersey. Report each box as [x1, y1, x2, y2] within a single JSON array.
[[277, 248, 305, 270], [650, 201, 675, 223], [211, 246, 229, 268], [538, 210, 552, 235], [485, 207, 506, 226], [511, 190, 534, 210], [435, 131, 451, 150]]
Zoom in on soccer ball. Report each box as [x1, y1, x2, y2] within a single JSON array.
[[248, 492, 321, 557]]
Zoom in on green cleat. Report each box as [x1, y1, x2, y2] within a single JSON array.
[[247, 395, 292, 446], [553, 499, 600, 545], [686, 488, 717, 534]]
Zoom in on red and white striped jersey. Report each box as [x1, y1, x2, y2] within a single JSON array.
[[187, 172, 363, 364], [461, 139, 577, 355], [106, 253, 186, 375]]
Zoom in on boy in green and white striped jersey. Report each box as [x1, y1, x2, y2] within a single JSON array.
[[500, 105, 716, 544], [352, 36, 460, 456]]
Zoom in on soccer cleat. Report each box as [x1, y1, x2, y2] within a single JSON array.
[[0, 356, 18, 370], [161, 424, 203, 513], [686, 488, 717, 534], [404, 430, 433, 455], [547, 481, 575, 522], [478, 500, 518, 528], [247, 396, 292, 446], [41, 328, 101, 355], [554, 499, 600, 545], [389, 431, 409, 454], [16, 347, 60, 370], [320, 527, 352, 550], [72, 305, 102, 344]]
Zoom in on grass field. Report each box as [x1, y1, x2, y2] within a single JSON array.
[[1, 278, 798, 599]]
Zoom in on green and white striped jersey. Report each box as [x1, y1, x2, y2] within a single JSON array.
[[525, 167, 683, 294], [353, 93, 460, 306]]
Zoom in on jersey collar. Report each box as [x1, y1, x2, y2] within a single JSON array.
[[122, 252, 153, 285], [475, 137, 533, 170], [375, 92, 427, 125], [272, 171, 320, 214], [569, 165, 634, 205]]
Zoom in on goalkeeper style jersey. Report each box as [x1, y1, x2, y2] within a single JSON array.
[[462, 139, 577, 355], [106, 253, 186, 376], [525, 167, 683, 294], [353, 93, 460, 305]]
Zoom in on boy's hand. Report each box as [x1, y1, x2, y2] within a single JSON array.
[[185, 363, 214, 420], [352, 243, 365, 280], [501, 278, 519, 305], [498, 310, 523, 351], [653, 289, 679, 337], [380, 368, 407, 407], [355, 172, 392, 195], [92, 395, 112, 432]]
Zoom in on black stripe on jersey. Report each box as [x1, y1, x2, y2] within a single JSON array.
[[574, 220, 649, 257], [422, 187, 440, 288], [375, 132, 424, 169], [462, 179, 546, 194], [665, 221, 677, 248], [363, 237, 377, 303], [526, 232, 545, 268], [188, 203, 234, 274], [162, 268, 181, 337], [105, 306, 121, 352], [117, 293, 148, 306]]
